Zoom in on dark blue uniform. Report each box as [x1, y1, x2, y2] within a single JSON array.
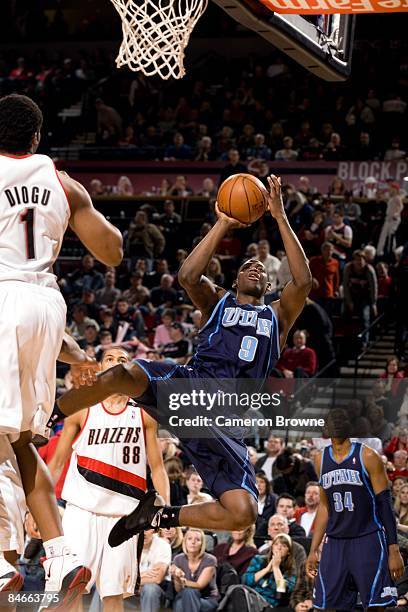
[[313, 442, 397, 609], [135, 292, 280, 500]]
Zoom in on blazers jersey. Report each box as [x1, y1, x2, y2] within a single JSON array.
[[0, 153, 70, 288], [62, 399, 147, 516]]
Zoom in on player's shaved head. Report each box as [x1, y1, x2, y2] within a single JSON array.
[[0, 94, 43, 154], [326, 408, 351, 440]]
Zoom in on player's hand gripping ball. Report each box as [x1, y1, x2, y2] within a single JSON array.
[[217, 173, 269, 224]]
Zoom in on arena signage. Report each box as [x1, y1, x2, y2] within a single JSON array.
[[260, 0, 408, 12], [337, 160, 408, 182]]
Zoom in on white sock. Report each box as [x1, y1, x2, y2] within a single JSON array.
[[43, 536, 68, 559]]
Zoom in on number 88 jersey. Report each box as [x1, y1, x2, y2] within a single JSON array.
[[62, 399, 147, 517], [0, 154, 69, 288], [319, 442, 381, 538]]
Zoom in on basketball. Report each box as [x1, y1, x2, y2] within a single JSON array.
[[217, 173, 269, 224]]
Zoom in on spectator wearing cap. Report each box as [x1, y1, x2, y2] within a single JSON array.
[[343, 250, 378, 344], [150, 274, 178, 309], [309, 242, 340, 309], [95, 270, 121, 307], [377, 183, 404, 256], [162, 323, 190, 364], [122, 272, 151, 307]]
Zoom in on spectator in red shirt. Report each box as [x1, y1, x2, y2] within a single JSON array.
[[213, 527, 257, 576], [380, 356, 405, 399], [376, 262, 392, 298], [309, 242, 340, 310], [294, 481, 320, 537], [388, 450, 408, 481], [385, 427, 408, 460], [276, 330, 317, 378]]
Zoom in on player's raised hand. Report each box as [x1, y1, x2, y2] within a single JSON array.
[[266, 175, 285, 220], [215, 202, 250, 229], [305, 550, 319, 579], [70, 356, 100, 389]]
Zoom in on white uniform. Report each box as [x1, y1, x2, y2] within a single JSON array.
[[0, 153, 69, 437], [0, 437, 26, 554], [62, 399, 147, 599]]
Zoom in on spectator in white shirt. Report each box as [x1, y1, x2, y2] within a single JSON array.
[[324, 207, 353, 266], [258, 240, 281, 292], [255, 435, 283, 481], [140, 529, 172, 611], [275, 136, 298, 161], [186, 467, 213, 504], [377, 184, 404, 256]]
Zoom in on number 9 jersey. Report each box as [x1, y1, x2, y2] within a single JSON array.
[[319, 441, 381, 538], [190, 292, 280, 382], [0, 153, 70, 288]]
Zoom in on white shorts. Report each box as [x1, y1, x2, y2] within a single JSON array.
[[0, 437, 26, 554], [62, 503, 139, 599], [0, 281, 66, 439]]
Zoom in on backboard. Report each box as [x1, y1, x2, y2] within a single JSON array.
[[212, 0, 356, 81]]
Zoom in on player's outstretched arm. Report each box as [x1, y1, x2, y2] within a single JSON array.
[[144, 412, 170, 504], [47, 413, 83, 484], [363, 446, 404, 581], [178, 204, 247, 319], [59, 172, 123, 267], [267, 175, 312, 349], [58, 332, 99, 388]]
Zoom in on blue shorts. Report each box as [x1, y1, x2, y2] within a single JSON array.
[[314, 530, 397, 610], [134, 359, 258, 501]]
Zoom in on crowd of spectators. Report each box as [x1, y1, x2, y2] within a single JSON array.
[[0, 21, 406, 161]]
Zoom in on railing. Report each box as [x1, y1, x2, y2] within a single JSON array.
[[280, 358, 337, 445], [352, 312, 387, 396]]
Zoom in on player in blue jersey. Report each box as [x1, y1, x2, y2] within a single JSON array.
[[306, 409, 404, 610], [58, 175, 312, 540]]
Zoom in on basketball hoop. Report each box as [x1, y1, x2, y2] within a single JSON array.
[[110, 0, 208, 80]]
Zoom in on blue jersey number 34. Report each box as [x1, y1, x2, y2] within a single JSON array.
[[333, 491, 354, 512]]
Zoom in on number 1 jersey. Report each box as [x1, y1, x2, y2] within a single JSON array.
[[0, 153, 70, 288], [320, 442, 381, 538]]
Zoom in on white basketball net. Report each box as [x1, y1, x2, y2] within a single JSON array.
[[111, 0, 208, 80]]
